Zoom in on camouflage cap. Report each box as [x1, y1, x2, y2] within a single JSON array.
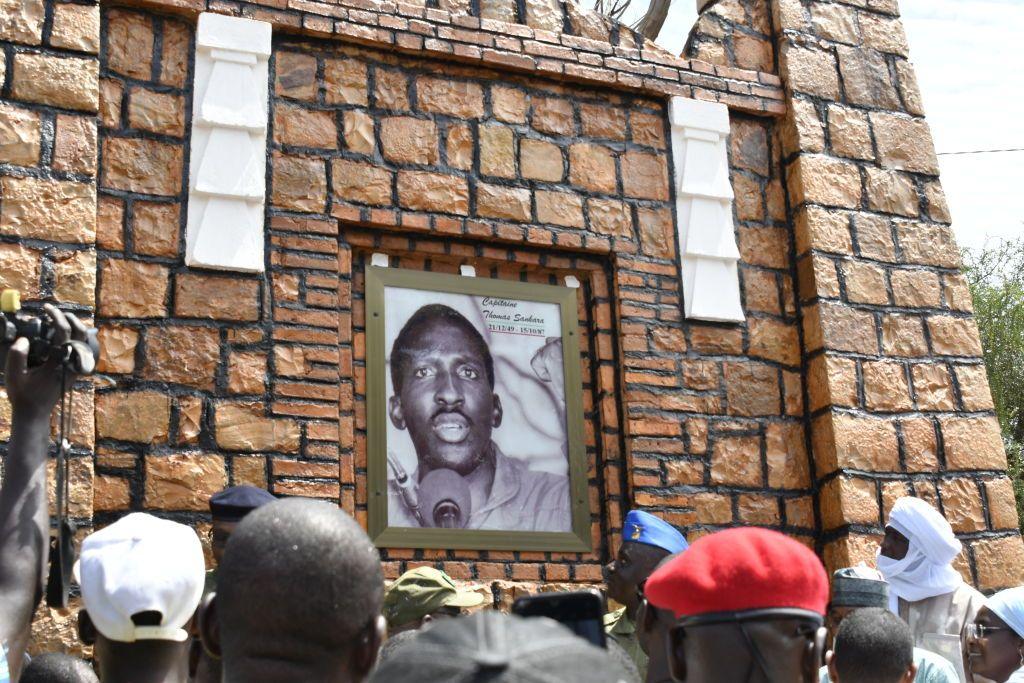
[[384, 567, 486, 628]]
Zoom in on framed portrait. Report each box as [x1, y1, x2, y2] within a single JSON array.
[[365, 265, 591, 552]]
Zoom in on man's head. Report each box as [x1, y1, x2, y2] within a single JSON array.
[[876, 497, 963, 604], [369, 611, 632, 683], [967, 587, 1024, 682], [827, 608, 916, 683], [202, 497, 386, 683], [20, 653, 98, 683], [879, 526, 910, 561], [880, 497, 959, 561], [75, 513, 205, 681], [208, 485, 276, 564], [645, 527, 828, 683], [825, 566, 889, 649], [383, 566, 486, 634], [388, 304, 501, 476], [604, 511, 689, 613]]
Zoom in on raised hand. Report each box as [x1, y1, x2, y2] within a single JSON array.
[[4, 305, 89, 419]]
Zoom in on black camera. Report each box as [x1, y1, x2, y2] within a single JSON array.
[[0, 289, 99, 375]]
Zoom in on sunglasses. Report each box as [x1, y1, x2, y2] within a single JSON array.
[[967, 623, 1013, 641]]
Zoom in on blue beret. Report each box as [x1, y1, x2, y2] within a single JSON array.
[[622, 510, 688, 554], [209, 485, 276, 520]]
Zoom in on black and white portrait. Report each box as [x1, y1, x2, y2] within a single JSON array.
[[383, 287, 572, 533]]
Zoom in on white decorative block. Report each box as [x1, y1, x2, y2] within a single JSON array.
[[459, 264, 476, 277], [185, 13, 271, 273], [196, 11, 271, 56], [669, 97, 745, 323], [188, 197, 265, 271], [193, 128, 265, 198]]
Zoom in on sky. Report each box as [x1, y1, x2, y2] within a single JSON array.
[[617, 0, 1024, 254]]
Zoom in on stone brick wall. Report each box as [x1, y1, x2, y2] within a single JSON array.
[[169, 0, 788, 116], [50, 4, 808, 583], [65, 9, 807, 585], [267, 35, 811, 580], [687, 0, 776, 73], [771, 0, 1024, 590], [93, 8, 232, 525], [0, 0, 1019, 652]]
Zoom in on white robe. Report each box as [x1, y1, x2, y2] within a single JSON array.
[[899, 583, 987, 682]]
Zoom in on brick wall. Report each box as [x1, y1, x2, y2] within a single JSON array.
[[771, 0, 1024, 590], [267, 35, 812, 580], [75, 8, 808, 581], [0, 0, 1019, 652], [93, 8, 278, 539]]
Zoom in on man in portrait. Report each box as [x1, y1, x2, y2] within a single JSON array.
[[386, 304, 571, 532]]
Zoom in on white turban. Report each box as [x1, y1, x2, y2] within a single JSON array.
[[877, 497, 964, 611], [988, 586, 1024, 639]]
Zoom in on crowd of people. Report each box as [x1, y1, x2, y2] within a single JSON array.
[[3, 313, 1024, 683]]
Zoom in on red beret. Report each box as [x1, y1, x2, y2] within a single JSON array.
[[645, 527, 828, 618]]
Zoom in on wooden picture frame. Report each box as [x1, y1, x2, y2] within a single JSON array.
[[365, 265, 591, 552]]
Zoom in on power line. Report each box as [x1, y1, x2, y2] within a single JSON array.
[[937, 148, 1024, 156]]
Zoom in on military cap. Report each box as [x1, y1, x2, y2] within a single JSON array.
[[383, 567, 486, 628], [622, 510, 689, 554], [208, 486, 276, 521], [645, 527, 829, 618]]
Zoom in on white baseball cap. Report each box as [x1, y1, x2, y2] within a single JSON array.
[[74, 513, 205, 643]]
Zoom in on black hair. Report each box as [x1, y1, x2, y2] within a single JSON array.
[[217, 498, 384, 666], [20, 653, 99, 683], [389, 304, 494, 394], [833, 608, 913, 683]]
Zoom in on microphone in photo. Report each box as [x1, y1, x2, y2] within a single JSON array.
[[418, 468, 472, 529], [387, 455, 427, 527]]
